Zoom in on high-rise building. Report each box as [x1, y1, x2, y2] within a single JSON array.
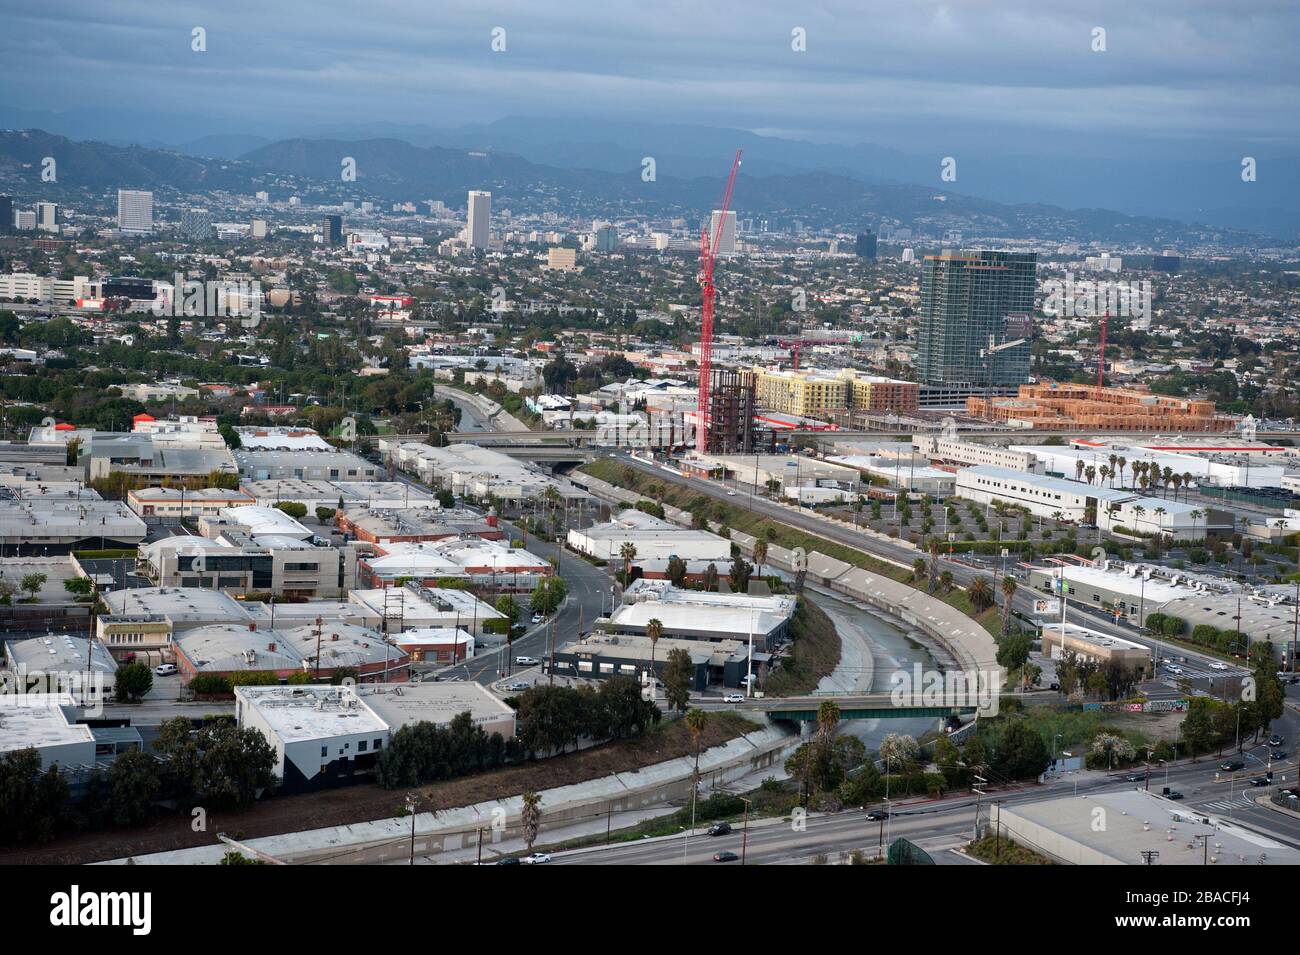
[[593, 224, 618, 253], [855, 229, 877, 260], [709, 210, 737, 256], [466, 190, 491, 248], [117, 189, 154, 233], [321, 214, 343, 245], [917, 250, 1037, 389], [14, 210, 36, 231], [35, 201, 58, 233], [179, 207, 212, 241], [0, 195, 12, 234], [250, 218, 268, 240]]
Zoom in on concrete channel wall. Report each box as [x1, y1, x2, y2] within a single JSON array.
[[103, 725, 798, 865], [580, 473, 1001, 679]]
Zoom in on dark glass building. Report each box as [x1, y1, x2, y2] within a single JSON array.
[[916, 250, 1037, 388], [322, 214, 343, 245], [855, 229, 877, 260]]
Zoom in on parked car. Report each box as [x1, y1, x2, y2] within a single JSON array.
[[495, 857, 521, 866], [522, 852, 551, 864], [1221, 760, 1245, 772], [515, 656, 539, 666], [722, 693, 744, 704], [531, 614, 543, 624], [712, 851, 739, 863], [153, 663, 178, 676], [507, 682, 529, 692], [707, 823, 732, 836]]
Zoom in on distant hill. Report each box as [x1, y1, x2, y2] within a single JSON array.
[[0, 128, 1268, 247]]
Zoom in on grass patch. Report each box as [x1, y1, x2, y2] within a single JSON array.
[[966, 834, 1054, 865], [764, 596, 841, 697]]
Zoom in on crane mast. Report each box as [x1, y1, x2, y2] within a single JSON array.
[[695, 149, 742, 451]]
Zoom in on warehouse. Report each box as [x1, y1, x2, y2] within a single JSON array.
[[1039, 622, 1153, 679], [242, 479, 436, 511], [4, 634, 117, 706], [336, 505, 501, 544], [552, 632, 753, 690], [173, 622, 410, 683], [360, 537, 550, 591], [608, 579, 796, 652], [0, 496, 147, 551], [567, 509, 731, 562], [348, 584, 506, 636], [235, 681, 516, 791], [0, 694, 97, 770]]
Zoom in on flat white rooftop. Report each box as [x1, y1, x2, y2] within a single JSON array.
[[0, 695, 93, 754]]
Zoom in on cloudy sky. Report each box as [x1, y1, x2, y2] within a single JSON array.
[[1, 0, 1296, 160]]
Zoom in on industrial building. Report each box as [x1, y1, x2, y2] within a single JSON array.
[[359, 537, 550, 591], [1039, 622, 1153, 679], [996, 789, 1300, 865], [241, 479, 436, 511], [567, 509, 731, 562], [967, 382, 1235, 432], [348, 584, 506, 636], [376, 440, 575, 502], [127, 486, 257, 520], [0, 496, 147, 551], [1020, 439, 1288, 490], [552, 632, 753, 690], [235, 680, 515, 790], [954, 466, 1209, 539], [172, 622, 409, 683], [608, 579, 796, 652], [914, 435, 1042, 473], [4, 634, 117, 705], [0, 694, 97, 770], [336, 505, 501, 544]]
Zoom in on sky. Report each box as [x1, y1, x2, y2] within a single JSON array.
[[1, 0, 1296, 161]]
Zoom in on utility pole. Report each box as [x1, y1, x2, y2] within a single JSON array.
[[406, 793, 418, 865], [972, 774, 988, 842], [739, 795, 752, 865]]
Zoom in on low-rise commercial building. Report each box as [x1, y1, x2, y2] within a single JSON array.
[[0, 496, 147, 551], [127, 486, 256, 520], [553, 632, 752, 690], [567, 509, 731, 562], [337, 505, 501, 544], [348, 584, 506, 636], [0, 694, 96, 770], [360, 537, 550, 591], [1039, 621, 1152, 679], [608, 579, 795, 652], [4, 635, 117, 705], [235, 681, 515, 791]]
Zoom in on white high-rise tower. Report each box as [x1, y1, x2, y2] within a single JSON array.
[[709, 209, 737, 257], [117, 189, 154, 234], [466, 190, 491, 249]]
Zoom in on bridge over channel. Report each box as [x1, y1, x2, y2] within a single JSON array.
[[729, 692, 994, 723]]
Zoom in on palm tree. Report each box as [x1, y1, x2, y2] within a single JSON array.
[[752, 539, 768, 579], [1153, 507, 1167, 554], [927, 537, 940, 594], [1117, 456, 1127, 488], [1000, 575, 1017, 638], [1171, 474, 1183, 501], [685, 708, 708, 825], [969, 576, 995, 613], [619, 541, 637, 585], [1190, 508, 1204, 542], [520, 791, 542, 852], [1107, 454, 1118, 486], [939, 569, 954, 593], [1161, 466, 1174, 498], [1085, 466, 1097, 486], [1075, 459, 1086, 483], [1132, 504, 1146, 534], [1099, 465, 1110, 488], [646, 617, 663, 687], [1182, 472, 1194, 501], [817, 700, 840, 744]]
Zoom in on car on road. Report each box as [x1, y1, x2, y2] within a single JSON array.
[[1221, 760, 1245, 772], [495, 857, 521, 866], [864, 809, 889, 820], [712, 851, 739, 862], [1165, 665, 1183, 675], [522, 852, 551, 864], [515, 656, 540, 666], [153, 663, 178, 676], [726, 490, 736, 496], [1269, 735, 1285, 747], [1208, 662, 1229, 671], [722, 693, 745, 704], [1250, 776, 1271, 787], [707, 823, 732, 836], [530, 614, 543, 624], [1271, 750, 1287, 760], [1165, 790, 1185, 800], [506, 682, 529, 692], [1123, 773, 1143, 783]]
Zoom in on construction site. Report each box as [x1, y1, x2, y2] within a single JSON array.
[[965, 382, 1237, 432]]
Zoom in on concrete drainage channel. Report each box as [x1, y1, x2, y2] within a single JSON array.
[[100, 725, 799, 865]]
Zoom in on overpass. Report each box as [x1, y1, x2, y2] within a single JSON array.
[[733, 692, 992, 723]]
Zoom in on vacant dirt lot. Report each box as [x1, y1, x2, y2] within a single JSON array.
[[0, 712, 761, 865]]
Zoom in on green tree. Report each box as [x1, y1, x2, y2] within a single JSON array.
[[521, 791, 542, 852], [115, 662, 154, 703], [107, 749, 161, 827], [19, 572, 47, 601], [273, 501, 308, 520], [662, 647, 693, 712]]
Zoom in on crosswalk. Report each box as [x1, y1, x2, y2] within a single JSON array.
[[1201, 793, 1259, 812]]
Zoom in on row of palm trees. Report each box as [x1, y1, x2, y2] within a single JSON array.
[[1073, 456, 1197, 501]]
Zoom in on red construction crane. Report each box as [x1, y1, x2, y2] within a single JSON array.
[[695, 149, 742, 451], [1096, 309, 1109, 390]]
